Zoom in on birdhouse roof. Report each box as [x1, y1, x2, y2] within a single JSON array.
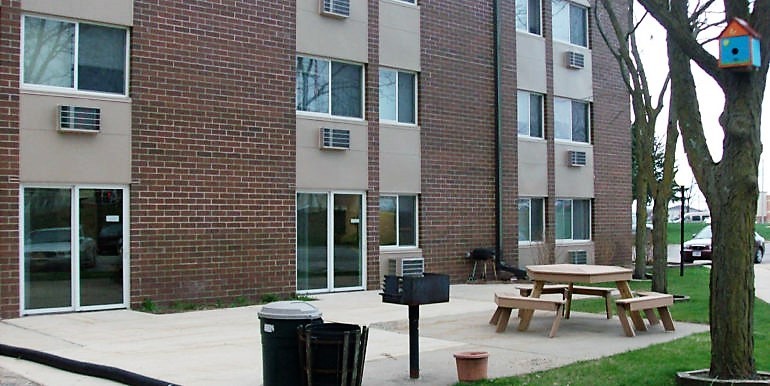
[[720, 17, 761, 39]]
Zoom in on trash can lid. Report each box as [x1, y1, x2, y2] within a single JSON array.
[[257, 301, 322, 320]]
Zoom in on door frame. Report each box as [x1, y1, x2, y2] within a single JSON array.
[[296, 190, 367, 294], [19, 184, 130, 315]]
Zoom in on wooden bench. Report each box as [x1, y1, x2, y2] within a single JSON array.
[[489, 293, 565, 337], [615, 291, 675, 337], [515, 283, 569, 299], [565, 285, 615, 319]]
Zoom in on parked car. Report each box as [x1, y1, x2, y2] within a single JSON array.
[[97, 223, 123, 255], [682, 225, 765, 264], [24, 227, 97, 269]]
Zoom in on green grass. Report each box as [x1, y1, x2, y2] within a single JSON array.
[[664, 222, 770, 244], [457, 266, 770, 385]]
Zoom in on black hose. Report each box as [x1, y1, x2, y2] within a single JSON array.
[[0, 343, 178, 386]]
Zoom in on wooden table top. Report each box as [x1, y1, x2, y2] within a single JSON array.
[[526, 264, 633, 284]]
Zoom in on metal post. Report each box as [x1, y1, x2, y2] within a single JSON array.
[[408, 305, 419, 379], [680, 185, 685, 276]]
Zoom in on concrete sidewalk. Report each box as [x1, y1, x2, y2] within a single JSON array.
[[2, 263, 769, 385]]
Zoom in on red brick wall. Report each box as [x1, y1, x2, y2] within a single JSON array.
[[130, 1, 297, 307], [366, 0, 381, 289], [591, 1, 633, 264], [419, 0, 500, 280], [0, 2, 20, 319]]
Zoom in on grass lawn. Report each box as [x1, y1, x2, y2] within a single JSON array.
[[665, 222, 770, 244], [456, 267, 770, 385]]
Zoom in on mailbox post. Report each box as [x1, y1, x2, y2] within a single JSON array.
[[381, 273, 450, 379]]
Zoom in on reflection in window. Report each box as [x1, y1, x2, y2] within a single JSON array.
[[518, 198, 544, 242], [517, 91, 543, 137], [23, 16, 127, 94], [380, 195, 417, 247], [380, 69, 416, 124], [554, 97, 589, 143], [297, 56, 363, 118], [552, 0, 588, 47], [516, 0, 541, 35], [556, 198, 591, 240]]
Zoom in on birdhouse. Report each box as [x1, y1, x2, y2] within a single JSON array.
[[718, 18, 761, 70]]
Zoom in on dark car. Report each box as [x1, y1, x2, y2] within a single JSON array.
[[97, 223, 123, 255], [682, 225, 765, 264]]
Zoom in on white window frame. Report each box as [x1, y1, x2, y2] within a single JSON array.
[[551, 0, 588, 47], [555, 198, 591, 242], [554, 97, 590, 143], [20, 14, 130, 98], [517, 90, 544, 138], [296, 55, 365, 120], [517, 197, 545, 243], [379, 194, 419, 249], [516, 0, 542, 36], [379, 68, 418, 125]]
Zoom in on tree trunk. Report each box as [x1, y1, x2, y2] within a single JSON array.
[[634, 177, 648, 279], [650, 194, 668, 293]]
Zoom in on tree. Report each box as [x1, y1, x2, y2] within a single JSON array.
[[595, 0, 676, 284], [638, 0, 769, 379]]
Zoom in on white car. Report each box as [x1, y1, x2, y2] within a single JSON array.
[[25, 227, 97, 269]]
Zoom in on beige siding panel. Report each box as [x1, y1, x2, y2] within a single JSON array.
[[380, 124, 421, 193], [22, 0, 133, 26], [297, 0, 368, 63], [553, 42, 593, 100], [516, 33, 547, 93], [517, 138, 548, 196], [554, 142, 594, 198], [380, 0, 420, 71], [19, 93, 131, 183], [296, 116, 368, 190]]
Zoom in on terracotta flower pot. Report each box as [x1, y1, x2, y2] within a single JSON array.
[[453, 351, 489, 382]]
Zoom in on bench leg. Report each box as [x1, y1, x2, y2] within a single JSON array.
[[565, 284, 573, 319], [496, 308, 513, 333], [644, 309, 660, 326], [604, 294, 613, 319], [548, 304, 564, 338], [490, 307, 502, 325], [616, 304, 636, 337], [658, 306, 675, 332]]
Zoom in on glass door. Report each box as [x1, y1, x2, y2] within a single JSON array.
[[22, 186, 127, 313], [296, 192, 364, 292]]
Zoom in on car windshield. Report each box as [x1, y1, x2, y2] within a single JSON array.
[[694, 226, 712, 239]]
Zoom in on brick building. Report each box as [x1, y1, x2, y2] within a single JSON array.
[[0, 0, 631, 318]]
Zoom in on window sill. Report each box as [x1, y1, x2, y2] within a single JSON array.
[[20, 87, 131, 103], [296, 111, 366, 123]]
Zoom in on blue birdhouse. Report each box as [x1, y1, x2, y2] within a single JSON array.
[[719, 18, 761, 70]]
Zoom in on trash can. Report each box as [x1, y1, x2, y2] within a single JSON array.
[[298, 323, 368, 386], [258, 301, 323, 386]]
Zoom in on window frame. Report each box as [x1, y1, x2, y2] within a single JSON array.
[[554, 97, 590, 143], [379, 194, 419, 248], [551, 0, 588, 47], [516, 0, 542, 36], [517, 197, 545, 243], [296, 55, 365, 120], [517, 90, 544, 138], [555, 198, 591, 241], [379, 67, 418, 125], [21, 14, 130, 97]]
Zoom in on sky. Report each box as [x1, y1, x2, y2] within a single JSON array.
[[633, 3, 770, 210]]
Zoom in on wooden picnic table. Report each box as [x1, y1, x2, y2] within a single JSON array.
[[518, 264, 646, 333]]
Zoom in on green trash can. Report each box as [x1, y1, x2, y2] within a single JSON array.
[[258, 301, 322, 386]]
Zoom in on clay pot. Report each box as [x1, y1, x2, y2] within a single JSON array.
[[453, 351, 489, 382]]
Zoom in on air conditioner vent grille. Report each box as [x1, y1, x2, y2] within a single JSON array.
[[321, 0, 350, 18], [58, 105, 100, 132], [566, 51, 585, 69], [569, 250, 588, 264], [387, 257, 424, 277], [320, 128, 350, 150], [569, 150, 587, 166]]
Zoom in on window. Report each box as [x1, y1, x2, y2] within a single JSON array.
[[552, 0, 587, 47], [555, 199, 590, 240], [296, 56, 363, 118], [379, 68, 416, 124], [554, 97, 589, 142], [518, 198, 544, 242], [516, 0, 541, 35], [22, 16, 128, 95], [380, 195, 418, 247], [517, 91, 543, 137]]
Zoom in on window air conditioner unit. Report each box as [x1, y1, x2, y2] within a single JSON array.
[[58, 105, 101, 132], [565, 51, 585, 69], [568, 150, 587, 167], [569, 250, 588, 264], [320, 0, 350, 18], [320, 128, 351, 150], [387, 257, 424, 277]]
